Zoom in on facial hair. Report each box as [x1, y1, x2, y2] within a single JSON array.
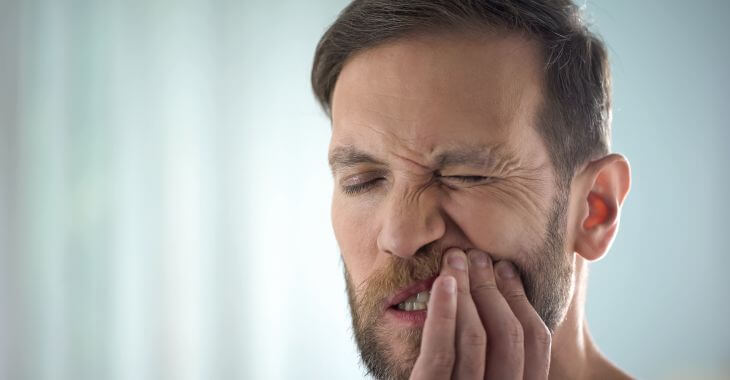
[[343, 190, 573, 380]]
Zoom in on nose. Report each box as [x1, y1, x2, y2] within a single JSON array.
[[376, 188, 446, 258]]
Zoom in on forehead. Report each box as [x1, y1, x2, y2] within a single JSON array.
[[330, 31, 546, 164]]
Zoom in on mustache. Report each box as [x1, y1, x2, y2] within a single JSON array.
[[356, 243, 445, 313]]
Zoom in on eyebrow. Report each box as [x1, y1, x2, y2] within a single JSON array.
[[328, 145, 385, 174], [328, 143, 517, 174]]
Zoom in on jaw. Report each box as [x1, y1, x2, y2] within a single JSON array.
[[347, 275, 425, 380], [362, 321, 422, 380]]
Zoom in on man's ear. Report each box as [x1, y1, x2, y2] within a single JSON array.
[[571, 154, 631, 262]]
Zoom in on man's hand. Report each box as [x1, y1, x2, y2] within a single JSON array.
[[410, 248, 552, 380]]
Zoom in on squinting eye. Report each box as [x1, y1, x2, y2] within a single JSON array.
[[342, 178, 384, 195], [441, 175, 494, 185], [450, 175, 487, 182]]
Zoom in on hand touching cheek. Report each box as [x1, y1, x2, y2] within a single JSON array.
[[410, 249, 551, 380]]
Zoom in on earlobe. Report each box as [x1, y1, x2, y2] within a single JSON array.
[[573, 154, 631, 262]]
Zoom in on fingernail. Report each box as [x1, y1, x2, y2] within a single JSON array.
[[469, 250, 489, 268], [447, 250, 466, 271], [442, 276, 456, 294], [496, 261, 516, 279]]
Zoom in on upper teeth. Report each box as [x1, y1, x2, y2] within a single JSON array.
[[397, 290, 430, 311]]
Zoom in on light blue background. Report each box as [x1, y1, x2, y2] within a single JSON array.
[[0, 0, 728, 379]]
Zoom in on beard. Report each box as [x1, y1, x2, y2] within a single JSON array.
[[343, 189, 574, 380]]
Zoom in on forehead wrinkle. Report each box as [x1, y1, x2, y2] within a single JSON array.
[[357, 118, 438, 170], [388, 150, 433, 173], [339, 121, 439, 174], [435, 142, 520, 171]]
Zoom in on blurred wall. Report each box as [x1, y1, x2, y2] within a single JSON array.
[[585, 1, 730, 378], [0, 0, 728, 379]]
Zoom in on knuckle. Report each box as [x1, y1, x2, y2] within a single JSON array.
[[460, 327, 487, 348], [503, 319, 525, 349], [502, 288, 527, 302], [528, 323, 552, 348], [437, 311, 457, 323], [428, 351, 456, 371], [470, 281, 498, 296]]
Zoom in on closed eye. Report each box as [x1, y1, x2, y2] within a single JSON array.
[[439, 175, 495, 187], [445, 175, 490, 183], [342, 178, 384, 195]]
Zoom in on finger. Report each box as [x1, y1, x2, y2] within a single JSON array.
[[467, 249, 524, 380], [410, 275, 457, 380], [495, 260, 551, 380], [440, 248, 486, 380]]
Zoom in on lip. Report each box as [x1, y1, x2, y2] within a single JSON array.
[[385, 308, 428, 327], [383, 276, 437, 310]]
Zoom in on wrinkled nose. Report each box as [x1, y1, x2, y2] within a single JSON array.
[[376, 190, 445, 258]]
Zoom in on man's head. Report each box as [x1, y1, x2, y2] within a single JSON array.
[[312, 1, 630, 379]]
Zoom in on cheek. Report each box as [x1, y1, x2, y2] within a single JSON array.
[[443, 191, 544, 259], [332, 193, 380, 286]]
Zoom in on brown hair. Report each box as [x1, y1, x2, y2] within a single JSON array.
[[311, 0, 612, 184]]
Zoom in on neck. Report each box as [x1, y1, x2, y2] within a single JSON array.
[[548, 256, 632, 380]]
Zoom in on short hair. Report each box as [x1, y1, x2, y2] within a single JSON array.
[[311, 0, 612, 184]]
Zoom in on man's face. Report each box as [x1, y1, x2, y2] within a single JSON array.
[[329, 32, 574, 379]]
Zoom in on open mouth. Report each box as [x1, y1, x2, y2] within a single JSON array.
[[386, 276, 437, 312], [395, 289, 430, 311]]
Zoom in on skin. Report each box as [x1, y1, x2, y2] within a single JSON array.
[[329, 30, 632, 379]]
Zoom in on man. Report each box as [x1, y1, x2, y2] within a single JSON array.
[[311, 1, 631, 379]]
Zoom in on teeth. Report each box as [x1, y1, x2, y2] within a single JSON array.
[[397, 290, 430, 311]]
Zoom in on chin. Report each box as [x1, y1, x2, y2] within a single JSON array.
[[384, 325, 422, 368], [356, 321, 423, 380]]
